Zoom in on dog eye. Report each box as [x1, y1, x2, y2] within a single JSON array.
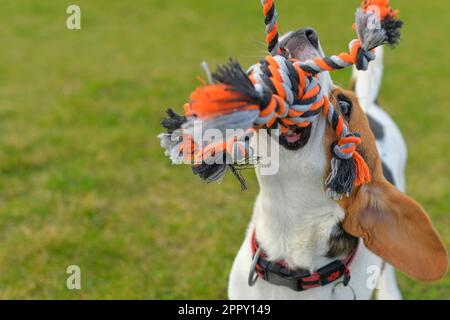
[[337, 95, 352, 119]]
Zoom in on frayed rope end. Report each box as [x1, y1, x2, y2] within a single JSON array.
[[356, 0, 403, 51], [353, 151, 371, 187], [325, 151, 371, 199]]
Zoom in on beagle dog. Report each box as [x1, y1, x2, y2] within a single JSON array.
[[227, 28, 447, 300]]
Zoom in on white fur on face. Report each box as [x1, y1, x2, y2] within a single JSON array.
[[253, 64, 340, 268]]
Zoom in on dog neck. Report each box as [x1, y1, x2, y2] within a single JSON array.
[[254, 111, 347, 272]]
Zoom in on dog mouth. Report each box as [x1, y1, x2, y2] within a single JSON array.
[[275, 28, 321, 151], [278, 125, 312, 151]]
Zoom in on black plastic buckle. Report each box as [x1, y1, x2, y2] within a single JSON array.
[[262, 261, 311, 292], [265, 268, 303, 292], [316, 260, 346, 286]]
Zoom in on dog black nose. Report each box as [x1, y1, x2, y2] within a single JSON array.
[[303, 28, 319, 49]]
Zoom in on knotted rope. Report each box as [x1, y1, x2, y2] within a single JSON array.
[[159, 0, 402, 198]]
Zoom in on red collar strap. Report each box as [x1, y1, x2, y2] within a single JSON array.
[[249, 230, 358, 292]]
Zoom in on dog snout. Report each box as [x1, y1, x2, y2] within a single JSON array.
[[294, 28, 319, 50], [281, 27, 322, 61], [301, 28, 319, 49]]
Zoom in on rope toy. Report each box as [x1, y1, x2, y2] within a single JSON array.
[[159, 0, 402, 199]]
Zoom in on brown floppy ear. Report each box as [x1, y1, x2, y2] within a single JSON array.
[[342, 181, 448, 282]]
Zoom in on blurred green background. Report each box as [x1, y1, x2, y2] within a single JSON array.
[[0, 0, 448, 299]]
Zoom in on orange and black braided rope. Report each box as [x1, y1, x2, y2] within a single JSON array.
[[262, 0, 279, 55]]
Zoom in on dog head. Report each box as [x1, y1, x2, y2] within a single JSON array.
[[277, 28, 448, 282]]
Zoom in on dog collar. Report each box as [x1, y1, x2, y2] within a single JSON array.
[[249, 230, 358, 292]]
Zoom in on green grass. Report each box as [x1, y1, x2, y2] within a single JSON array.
[[0, 0, 448, 299]]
